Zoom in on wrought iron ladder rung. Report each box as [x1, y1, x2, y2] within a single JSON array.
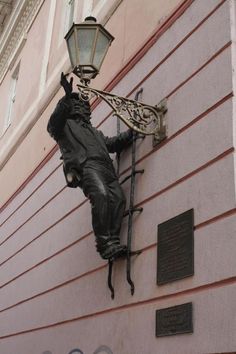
[[123, 207, 143, 218], [120, 169, 144, 185]]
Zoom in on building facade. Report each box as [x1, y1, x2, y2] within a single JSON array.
[[0, 0, 236, 353]]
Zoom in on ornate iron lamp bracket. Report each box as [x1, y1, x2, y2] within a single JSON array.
[[77, 84, 167, 144]]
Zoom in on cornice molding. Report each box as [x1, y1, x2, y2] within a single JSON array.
[[0, 0, 43, 82]]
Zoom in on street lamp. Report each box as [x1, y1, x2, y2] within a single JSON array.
[[65, 17, 167, 143], [65, 16, 114, 84]]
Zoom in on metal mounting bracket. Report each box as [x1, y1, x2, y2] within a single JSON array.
[[77, 84, 167, 141], [153, 98, 168, 146]]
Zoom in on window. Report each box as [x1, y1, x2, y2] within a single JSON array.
[[64, 0, 75, 34], [58, 0, 75, 45], [5, 62, 20, 130]]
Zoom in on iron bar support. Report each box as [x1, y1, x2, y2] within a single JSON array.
[[106, 116, 121, 299], [125, 88, 144, 295], [108, 260, 115, 299], [106, 88, 146, 298]]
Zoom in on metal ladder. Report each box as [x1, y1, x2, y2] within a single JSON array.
[[107, 88, 144, 299]]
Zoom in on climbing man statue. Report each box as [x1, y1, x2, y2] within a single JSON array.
[[47, 73, 133, 260]]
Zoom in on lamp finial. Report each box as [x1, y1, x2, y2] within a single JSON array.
[[84, 16, 97, 22]]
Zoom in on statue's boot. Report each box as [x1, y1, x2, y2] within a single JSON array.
[[96, 235, 127, 260]]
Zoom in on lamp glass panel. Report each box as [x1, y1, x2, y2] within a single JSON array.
[[67, 32, 77, 67], [77, 28, 96, 65], [93, 31, 110, 69]]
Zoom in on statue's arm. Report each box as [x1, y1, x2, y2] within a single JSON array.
[[101, 129, 133, 153], [47, 72, 73, 139], [47, 97, 70, 139]]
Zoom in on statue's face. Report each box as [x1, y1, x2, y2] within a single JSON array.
[[69, 94, 91, 120]]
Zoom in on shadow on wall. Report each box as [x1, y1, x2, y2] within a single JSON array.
[[42, 345, 113, 354]]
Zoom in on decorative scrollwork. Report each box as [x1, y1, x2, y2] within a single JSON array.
[[77, 84, 167, 143]]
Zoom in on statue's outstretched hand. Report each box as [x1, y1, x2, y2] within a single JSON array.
[[60, 72, 73, 97]]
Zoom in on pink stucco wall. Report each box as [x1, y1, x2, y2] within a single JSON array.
[[0, 0, 236, 353]]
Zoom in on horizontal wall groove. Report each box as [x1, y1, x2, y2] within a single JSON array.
[[0, 185, 67, 250], [141, 207, 236, 253], [0, 145, 59, 215], [0, 230, 93, 290], [0, 204, 235, 315], [120, 92, 234, 178], [166, 41, 232, 99], [195, 208, 236, 229], [0, 275, 235, 340], [92, 0, 195, 112], [98, 4, 231, 128], [0, 0, 233, 346], [0, 0, 196, 208], [1, 82, 232, 237], [127, 0, 229, 99], [0, 159, 62, 229], [0, 140, 233, 278], [95, 0, 227, 107], [1, 83, 232, 256], [135, 146, 234, 208], [0, 0, 194, 214], [0, 260, 106, 315], [0, 0, 228, 217], [0, 198, 90, 283], [0, 222, 92, 272]]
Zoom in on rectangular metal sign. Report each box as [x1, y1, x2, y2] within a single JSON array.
[[156, 302, 193, 337], [157, 209, 194, 284]]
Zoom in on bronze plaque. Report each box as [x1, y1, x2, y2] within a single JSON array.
[[156, 302, 193, 337], [157, 209, 194, 284]]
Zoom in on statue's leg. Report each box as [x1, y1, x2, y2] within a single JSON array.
[[81, 165, 127, 259], [82, 166, 110, 237], [108, 180, 126, 239]]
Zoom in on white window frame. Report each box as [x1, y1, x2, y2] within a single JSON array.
[[4, 62, 20, 131], [64, 0, 75, 35], [58, 0, 76, 47]]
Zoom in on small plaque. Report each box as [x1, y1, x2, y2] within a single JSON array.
[[157, 209, 194, 284], [156, 302, 193, 337]]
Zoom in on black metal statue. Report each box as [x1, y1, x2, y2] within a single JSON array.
[[47, 73, 133, 260]]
